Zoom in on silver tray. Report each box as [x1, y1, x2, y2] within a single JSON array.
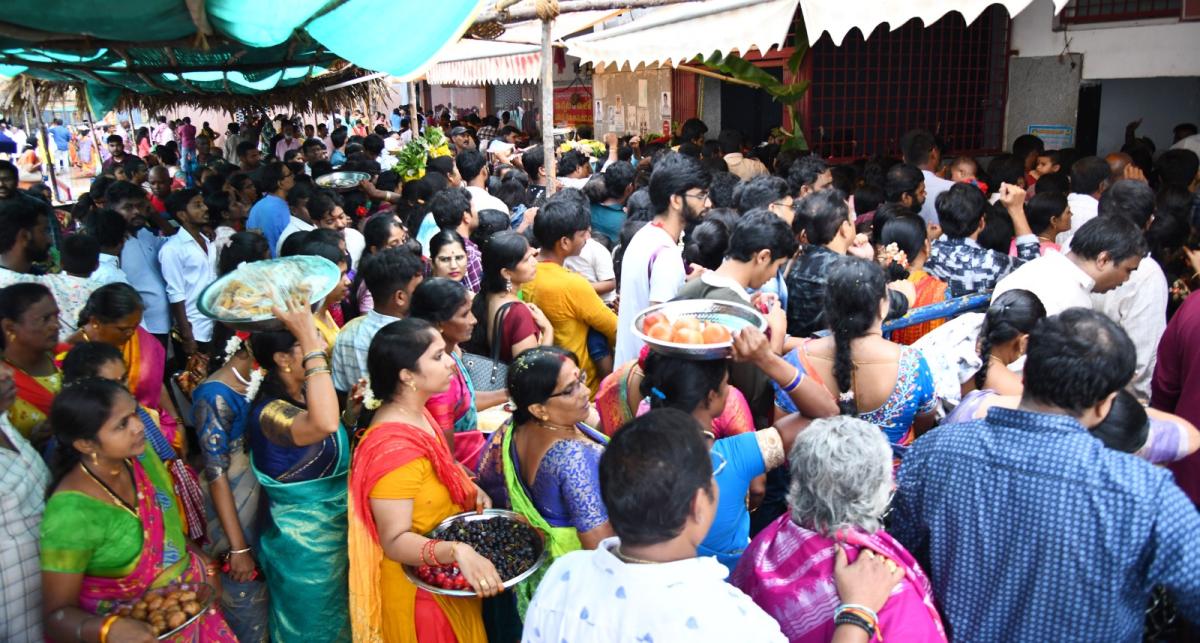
[[315, 171, 369, 191], [197, 255, 340, 332], [402, 509, 548, 597], [107, 581, 216, 640], [632, 299, 767, 360]]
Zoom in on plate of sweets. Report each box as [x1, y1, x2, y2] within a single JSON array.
[[107, 582, 215, 640], [403, 509, 548, 597], [633, 300, 767, 360], [197, 255, 340, 331]]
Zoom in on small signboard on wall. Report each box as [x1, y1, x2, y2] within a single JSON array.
[[1027, 124, 1075, 150]]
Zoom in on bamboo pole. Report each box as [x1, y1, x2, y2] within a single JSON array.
[[408, 82, 419, 138], [673, 64, 760, 88], [540, 18, 556, 196], [476, 0, 693, 23], [31, 86, 65, 203]]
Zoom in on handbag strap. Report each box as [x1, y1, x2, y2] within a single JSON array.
[[491, 301, 517, 363]]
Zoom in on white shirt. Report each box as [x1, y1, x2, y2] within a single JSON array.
[[913, 312, 986, 410], [615, 223, 686, 365], [1091, 256, 1166, 401], [1172, 133, 1200, 157], [465, 185, 510, 216], [276, 216, 316, 256], [523, 539, 786, 643], [91, 254, 131, 287], [376, 152, 397, 171], [158, 230, 218, 342], [121, 228, 171, 334], [992, 249, 1095, 315], [1058, 193, 1099, 249], [344, 227, 365, 270], [920, 170, 955, 227], [564, 238, 617, 303]]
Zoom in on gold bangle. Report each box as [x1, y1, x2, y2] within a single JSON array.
[[304, 367, 332, 379], [99, 615, 120, 643], [302, 351, 328, 365]]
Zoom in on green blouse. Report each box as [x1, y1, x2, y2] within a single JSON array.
[[40, 448, 188, 582]]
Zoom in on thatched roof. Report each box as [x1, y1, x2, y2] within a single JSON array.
[[0, 64, 387, 118], [0, 0, 489, 115]]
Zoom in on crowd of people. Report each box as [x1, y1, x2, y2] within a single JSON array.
[[1, 105, 1199, 643]]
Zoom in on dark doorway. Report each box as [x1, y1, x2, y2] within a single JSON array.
[[1076, 82, 1102, 157], [721, 67, 783, 146]]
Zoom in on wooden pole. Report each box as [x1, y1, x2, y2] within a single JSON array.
[[31, 86, 65, 203], [540, 18, 556, 196], [407, 82, 419, 138], [83, 100, 107, 177], [477, 0, 694, 23]]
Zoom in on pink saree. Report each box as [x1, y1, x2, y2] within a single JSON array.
[[125, 327, 181, 450], [77, 458, 236, 642], [731, 514, 946, 643]]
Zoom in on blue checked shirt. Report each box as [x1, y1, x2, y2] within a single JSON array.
[[925, 235, 1040, 298], [892, 407, 1200, 642]]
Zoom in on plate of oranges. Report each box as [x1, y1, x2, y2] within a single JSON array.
[[633, 300, 766, 359]]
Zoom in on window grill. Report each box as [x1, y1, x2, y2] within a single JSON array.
[[805, 6, 1012, 160], [1060, 0, 1181, 25]]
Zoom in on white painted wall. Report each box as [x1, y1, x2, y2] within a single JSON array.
[[1011, 0, 1200, 80]]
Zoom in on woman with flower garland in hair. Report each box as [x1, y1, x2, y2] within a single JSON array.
[[788, 257, 938, 461], [190, 332, 269, 643], [913, 289, 1045, 413], [246, 301, 352, 642], [879, 213, 950, 345]]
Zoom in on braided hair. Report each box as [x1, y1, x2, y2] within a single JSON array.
[[823, 257, 888, 415], [973, 289, 1046, 390]]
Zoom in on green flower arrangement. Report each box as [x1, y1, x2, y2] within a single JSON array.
[[392, 126, 453, 182]]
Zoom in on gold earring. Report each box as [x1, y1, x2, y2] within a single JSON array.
[[407, 380, 417, 392], [284, 364, 291, 373], [91, 452, 99, 466]]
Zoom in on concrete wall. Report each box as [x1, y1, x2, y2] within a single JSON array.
[[591, 64, 673, 138], [1095, 76, 1200, 153], [1011, 0, 1200, 80], [1004, 54, 1083, 150]]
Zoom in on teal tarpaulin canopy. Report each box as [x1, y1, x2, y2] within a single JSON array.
[[0, 0, 487, 114]]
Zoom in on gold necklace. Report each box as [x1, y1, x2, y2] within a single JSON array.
[[79, 461, 139, 518], [536, 420, 577, 433], [613, 546, 660, 565]]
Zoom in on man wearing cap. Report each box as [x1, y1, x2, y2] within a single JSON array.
[[450, 126, 476, 154]]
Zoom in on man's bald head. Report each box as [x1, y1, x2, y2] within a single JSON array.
[[148, 165, 173, 200], [1105, 152, 1133, 182]]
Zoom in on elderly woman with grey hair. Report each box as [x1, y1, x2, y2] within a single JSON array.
[[731, 416, 948, 643]]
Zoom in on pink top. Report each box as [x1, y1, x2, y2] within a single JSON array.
[[178, 123, 196, 149], [1009, 238, 1059, 256], [732, 514, 947, 643]]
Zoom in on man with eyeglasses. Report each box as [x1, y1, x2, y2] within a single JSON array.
[[614, 152, 711, 365], [246, 162, 296, 256]]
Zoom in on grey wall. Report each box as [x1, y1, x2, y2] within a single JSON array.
[[700, 76, 721, 137], [1095, 77, 1200, 155], [1005, 54, 1083, 151]]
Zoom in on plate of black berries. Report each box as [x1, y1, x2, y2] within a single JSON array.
[[404, 509, 549, 597]]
